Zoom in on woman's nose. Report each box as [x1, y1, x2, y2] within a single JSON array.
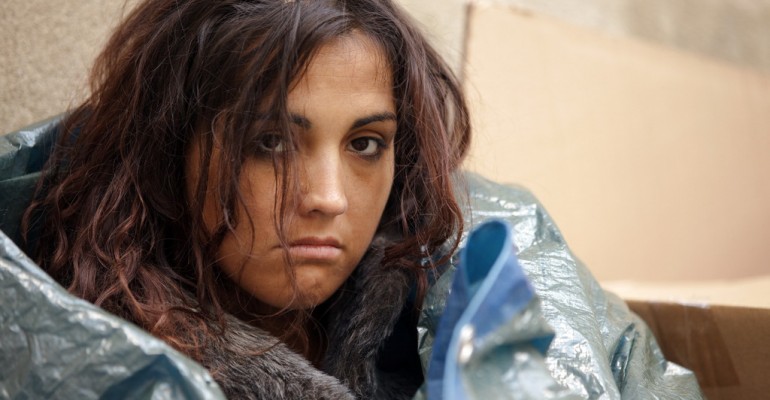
[[298, 155, 348, 217]]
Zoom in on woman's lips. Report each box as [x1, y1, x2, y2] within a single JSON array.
[[287, 237, 342, 261]]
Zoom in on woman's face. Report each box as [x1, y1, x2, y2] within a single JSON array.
[[187, 33, 396, 311]]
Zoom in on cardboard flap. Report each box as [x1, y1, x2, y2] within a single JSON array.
[[628, 301, 770, 400]]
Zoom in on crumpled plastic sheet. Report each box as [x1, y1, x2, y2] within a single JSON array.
[[0, 232, 226, 399], [0, 119, 226, 399], [416, 172, 704, 399], [0, 116, 60, 245], [424, 219, 579, 400]]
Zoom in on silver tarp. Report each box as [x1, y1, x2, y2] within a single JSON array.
[[1, 118, 702, 399], [0, 231, 226, 399], [416, 173, 703, 399]]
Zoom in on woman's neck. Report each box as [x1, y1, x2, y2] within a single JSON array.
[[218, 282, 328, 366], [228, 301, 326, 366]]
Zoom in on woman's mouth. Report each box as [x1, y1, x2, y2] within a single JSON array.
[[287, 237, 343, 261]]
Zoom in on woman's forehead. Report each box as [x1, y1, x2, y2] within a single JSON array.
[[292, 32, 392, 91]]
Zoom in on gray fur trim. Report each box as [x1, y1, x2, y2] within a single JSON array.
[[201, 239, 416, 399], [204, 315, 354, 400]]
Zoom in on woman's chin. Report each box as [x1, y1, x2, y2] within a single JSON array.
[[260, 280, 339, 311]]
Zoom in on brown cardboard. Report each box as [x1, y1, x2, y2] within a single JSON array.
[[604, 276, 770, 309], [628, 300, 770, 400], [462, 4, 770, 282]]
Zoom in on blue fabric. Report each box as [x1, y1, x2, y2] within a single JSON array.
[[427, 219, 551, 399]]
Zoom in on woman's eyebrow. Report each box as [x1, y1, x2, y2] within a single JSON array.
[[285, 112, 396, 130], [289, 114, 311, 129], [252, 113, 311, 129], [350, 112, 397, 130]]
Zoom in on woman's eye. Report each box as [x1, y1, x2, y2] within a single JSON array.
[[348, 137, 384, 157], [256, 134, 286, 153]]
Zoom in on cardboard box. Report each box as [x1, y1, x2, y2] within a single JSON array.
[[628, 300, 770, 400], [604, 276, 770, 399], [462, 4, 770, 283]]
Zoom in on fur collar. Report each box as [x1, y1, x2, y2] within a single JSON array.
[[201, 239, 420, 399]]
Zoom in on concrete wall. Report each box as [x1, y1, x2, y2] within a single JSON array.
[[0, 0, 133, 134]]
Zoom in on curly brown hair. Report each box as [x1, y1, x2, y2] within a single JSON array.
[[23, 0, 470, 362]]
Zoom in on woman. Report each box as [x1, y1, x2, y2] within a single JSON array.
[[22, 0, 469, 398]]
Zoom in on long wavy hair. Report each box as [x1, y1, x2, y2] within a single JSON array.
[[23, 0, 470, 361]]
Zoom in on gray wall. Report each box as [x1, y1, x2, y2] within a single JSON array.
[[0, 0, 134, 134]]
